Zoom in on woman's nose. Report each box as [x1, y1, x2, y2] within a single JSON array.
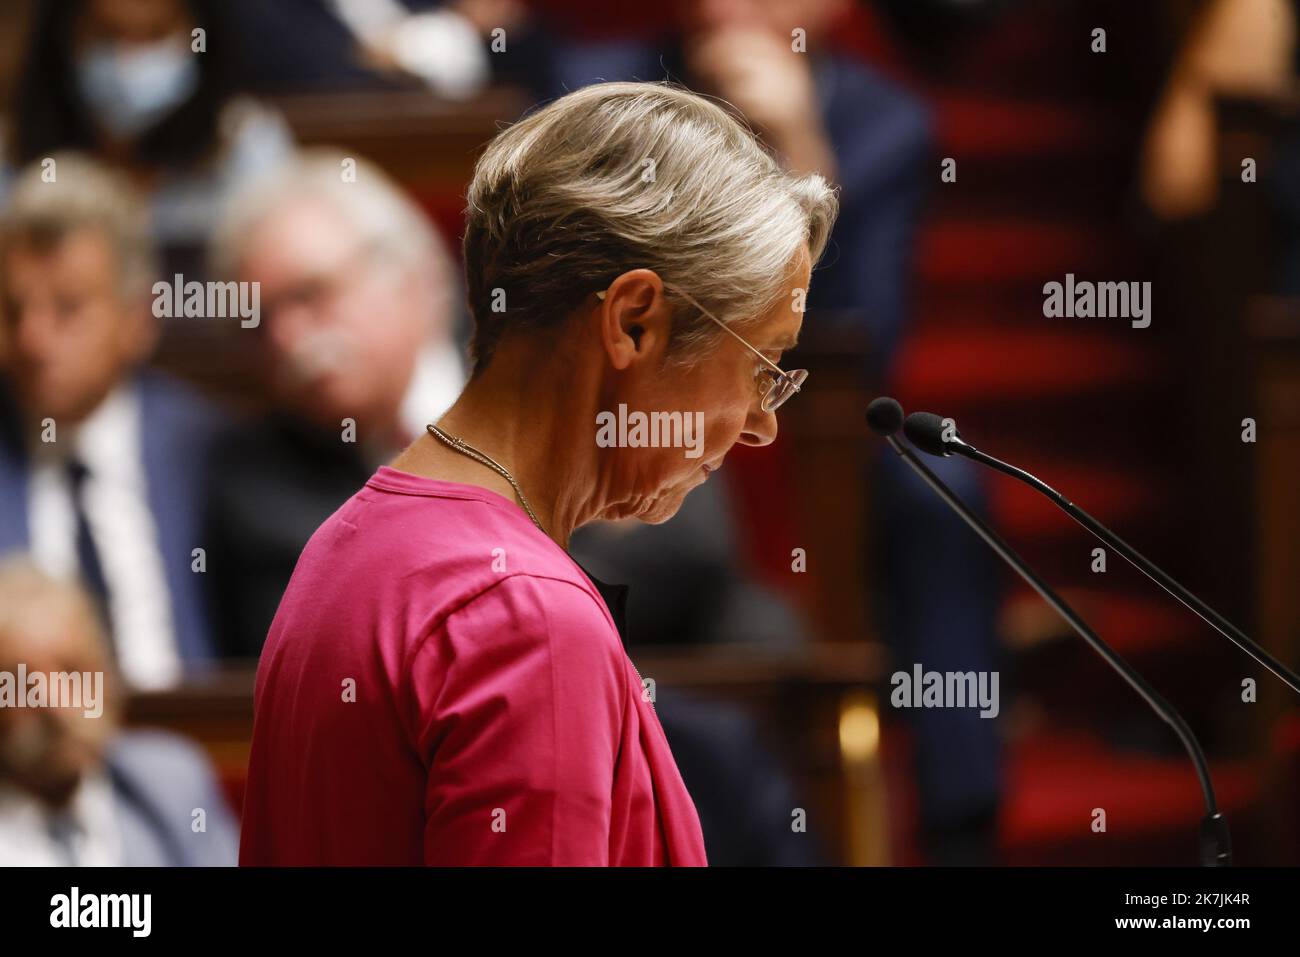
[[737, 404, 778, 447]]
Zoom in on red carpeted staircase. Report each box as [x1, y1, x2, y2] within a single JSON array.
[[844, 0, 1294, 865]]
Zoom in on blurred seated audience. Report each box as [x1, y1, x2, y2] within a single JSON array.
[[0, 153, 227, 689], [2, 0, 292, 269], [0, 555, 238, 866]]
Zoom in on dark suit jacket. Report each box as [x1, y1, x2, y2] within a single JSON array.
[[204, 414, 376, 660], [0, 371, 227, 665], [654, 687, 829, 865]]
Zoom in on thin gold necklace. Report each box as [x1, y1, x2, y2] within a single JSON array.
[[426, 423, 547, 536]]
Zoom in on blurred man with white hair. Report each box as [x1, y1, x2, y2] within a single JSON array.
[[205, 149, 465, 657]]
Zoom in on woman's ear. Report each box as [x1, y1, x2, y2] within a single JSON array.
[[596, 270, 671, 371]]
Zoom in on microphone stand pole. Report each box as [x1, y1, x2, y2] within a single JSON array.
[[882, 434, 1231, 866]]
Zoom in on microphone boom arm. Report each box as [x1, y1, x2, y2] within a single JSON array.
[[957, 441, 1300, 698]]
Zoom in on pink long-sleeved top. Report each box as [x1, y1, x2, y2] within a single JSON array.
[[239, 465, 708, 866]]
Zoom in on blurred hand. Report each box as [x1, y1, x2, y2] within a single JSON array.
[[1141, 0, 1297, 219], [1183, 0, 1295, 97], [450, 0, 528, 36], [686, 29, 837, 178]]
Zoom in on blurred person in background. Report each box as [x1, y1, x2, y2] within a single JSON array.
[[2, 0, 292, 268], [1142, 0, 1300, 299], [549, 0, 927, 366], [222, 0, 558, 100], [204, 149, 464, 660], [548, 0, 1005, 862], [1142, 0, 1296, 223], [0, 153, 227, 689], [0, 555, 238, 866], [207, 148, 824, 863]]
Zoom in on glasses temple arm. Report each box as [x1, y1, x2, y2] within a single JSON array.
[[665, 287, 790, 377], [598, 284, 792, 378]]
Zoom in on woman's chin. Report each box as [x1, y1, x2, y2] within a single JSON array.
[[636, 503, 679, 525], [634, 480, 705, 524]]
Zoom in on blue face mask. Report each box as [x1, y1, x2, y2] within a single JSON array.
[[76, 37, 200, 139]]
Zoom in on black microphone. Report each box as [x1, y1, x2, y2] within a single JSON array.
[[868, 396, 1231, 866], [904, 409, 1300, 697]]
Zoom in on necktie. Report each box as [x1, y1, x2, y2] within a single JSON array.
[[65, 458, 113, 648]]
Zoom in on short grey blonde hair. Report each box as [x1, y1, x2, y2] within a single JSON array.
[[0, 153, 155, 298], [463, 81, 839, 371], [211, 148, 456, 319]]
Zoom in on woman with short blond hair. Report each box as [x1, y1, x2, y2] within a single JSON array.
[[241, 82, 838, 866]]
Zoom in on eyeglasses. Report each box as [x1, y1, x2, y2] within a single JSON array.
[[596, 285, 808, 412]]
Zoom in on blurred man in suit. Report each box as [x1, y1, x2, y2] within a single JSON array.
[[205, 150, 464, 658], [0, 556, 238, 866], [0, 154, 226, 689]]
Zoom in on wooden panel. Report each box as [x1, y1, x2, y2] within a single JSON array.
[[268, 87, 527, 193]]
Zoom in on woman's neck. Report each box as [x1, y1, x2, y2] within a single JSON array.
[[398, 340, 603, 549]]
